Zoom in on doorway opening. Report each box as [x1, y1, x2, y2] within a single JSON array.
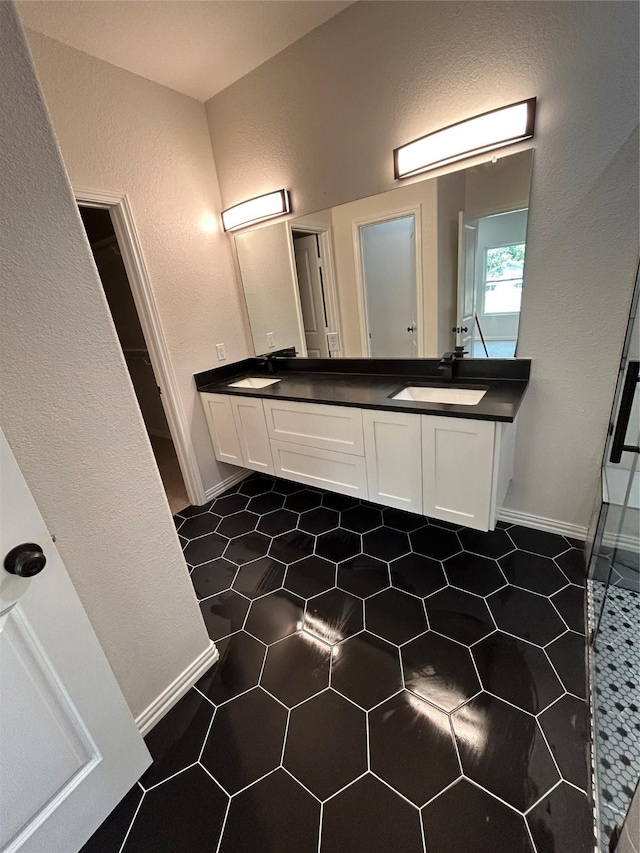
[[79, 206, 189, 514], [289, 224, 341, 358]]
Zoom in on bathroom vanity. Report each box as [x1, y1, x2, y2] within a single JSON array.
[[195, 358, 529, 531]]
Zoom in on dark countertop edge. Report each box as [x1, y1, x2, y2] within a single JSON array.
[[194, 356, 531, 389], [199, 383, 524, 422], [197, 368, 529, 423]]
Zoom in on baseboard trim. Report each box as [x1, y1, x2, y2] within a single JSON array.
[[602, 531, 640, 552], [135, 640, 219, 735], [497, 508, 588, 542], [204, 468, 251, 502]]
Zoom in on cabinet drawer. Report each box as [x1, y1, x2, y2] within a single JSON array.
[[270, 440, 368, 498], [263, 400, 364, 455]]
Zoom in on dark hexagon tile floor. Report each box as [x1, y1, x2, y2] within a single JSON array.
[[83, 474, 592, 853]]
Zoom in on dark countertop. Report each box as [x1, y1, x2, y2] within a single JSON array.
[[195, 357, 530, 423]]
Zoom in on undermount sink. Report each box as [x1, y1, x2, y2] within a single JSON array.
[[392, 385, 487, 405], [228, 376, 281, 389]]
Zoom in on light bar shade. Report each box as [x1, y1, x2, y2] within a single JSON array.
[[221, 189, 290, 232], [394, 98, 536, 179]]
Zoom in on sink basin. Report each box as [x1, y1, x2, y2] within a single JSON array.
[[392, 386, 487, 405], [228, 376, 281, 389]]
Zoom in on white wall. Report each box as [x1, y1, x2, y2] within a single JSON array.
[[23, 27, 253, 498], [235, 223, 305, 355], [0, 3, 210, 720], [436, 171, 466, 353], [206, 0, 639, 530], [465, 150, 533, 217]]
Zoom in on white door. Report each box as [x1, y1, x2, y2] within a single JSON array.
[[0, 432, 151, 853], [363, 410, 423, 513], [293, 235, 330, 358], [359, 215, 418, 358], [457, 213, 478, 356]]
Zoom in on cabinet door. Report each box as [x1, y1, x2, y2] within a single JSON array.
[[230, 396, 274, 475], [201, 393, 243, 466], [363, 410, 422, 513], [422, 415, 495, 531]]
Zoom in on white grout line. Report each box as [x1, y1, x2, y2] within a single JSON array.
[[321, 770, 370, 805], [140, 762, 197, 793], [116, 787, 147, 853], [198, 705, 218, 762]]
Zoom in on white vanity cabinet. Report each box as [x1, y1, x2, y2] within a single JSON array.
[[200, 393, 274, 474], [200, 392, 516, 531]]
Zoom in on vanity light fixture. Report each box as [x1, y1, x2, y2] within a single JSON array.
[[221, 189, 290, 232], [394, 98, 536, 179]]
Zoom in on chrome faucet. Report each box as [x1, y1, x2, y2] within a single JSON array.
[[437, 346, 467, 382]]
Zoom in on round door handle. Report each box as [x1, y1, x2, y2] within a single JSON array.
[[407, 324, 417, 333], [4, 543, 47, 578], [452, 326, 469, 333]]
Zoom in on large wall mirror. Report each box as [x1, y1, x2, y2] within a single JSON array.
[[235, 149, 533, 360]]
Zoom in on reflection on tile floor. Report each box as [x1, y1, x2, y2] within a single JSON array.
[[83, 473, 594, 853], [590, 579, 640, 850]]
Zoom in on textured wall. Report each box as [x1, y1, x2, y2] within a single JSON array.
[[207, 1, 639, 529], [24, 28, 253, 496], [0, 4, 210, 719]]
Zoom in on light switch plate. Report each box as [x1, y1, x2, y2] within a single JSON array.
[[327, 332, 340, 353], [266, 332, 275, 349], [216, 343, 226, 361]]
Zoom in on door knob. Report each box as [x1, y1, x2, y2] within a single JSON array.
[[452, 326, 468, 333], [407, 324, 417, 333], [4, 543, 47, 577]]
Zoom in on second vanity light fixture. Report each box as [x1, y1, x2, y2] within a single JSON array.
[[221, 189, 290, 232], [394, 97, 536, 179]]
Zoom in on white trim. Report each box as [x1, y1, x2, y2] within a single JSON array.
[[602, 531, 640, 552], [497, 507, 587, 541], [135, 640, 219, 735], [75, 187, 206, 506], [351, 205, 424, 358], [204, 467, 251, 501]]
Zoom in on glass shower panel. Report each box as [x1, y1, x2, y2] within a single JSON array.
[[588, 263, 639, 851]]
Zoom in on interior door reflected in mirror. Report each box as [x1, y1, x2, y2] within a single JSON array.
[[234, 149, 533, 360]]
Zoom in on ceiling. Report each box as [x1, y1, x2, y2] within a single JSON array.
[[17, 0, 354, 101]]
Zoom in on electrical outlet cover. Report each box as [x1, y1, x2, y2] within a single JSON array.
[[266, 332, 275, 348], [216, 343, 226, 360], [327, 332, 340, 352]]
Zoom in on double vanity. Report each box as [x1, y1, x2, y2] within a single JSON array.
[[195, 356, 530, 532]]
